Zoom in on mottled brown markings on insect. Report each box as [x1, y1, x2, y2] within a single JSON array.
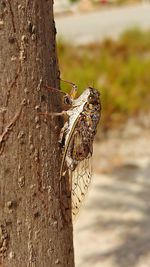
[[60, 87, 101, 220]]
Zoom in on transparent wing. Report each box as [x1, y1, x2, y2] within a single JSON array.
[[60, 116, 93, 220], [70, 156, 92, 220], [60, 87, 100, 221]]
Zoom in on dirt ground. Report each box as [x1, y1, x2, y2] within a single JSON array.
[[74, 125, 150, 267]]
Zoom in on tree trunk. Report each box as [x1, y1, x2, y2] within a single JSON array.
[[0, 1, 74, 267]]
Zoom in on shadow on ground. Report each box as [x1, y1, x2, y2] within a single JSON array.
[[82, 163, 150, 267]]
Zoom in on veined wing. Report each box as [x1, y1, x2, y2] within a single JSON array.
[[60, 87, 100, 220], [71, 157, 92, 219], [60, 88, 92, 179], [60, 112, 93, 220]]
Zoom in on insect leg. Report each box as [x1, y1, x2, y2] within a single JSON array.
[[39, 111, 67, 117], [60, 78, 78, 100], [43, 85, 69, 100]]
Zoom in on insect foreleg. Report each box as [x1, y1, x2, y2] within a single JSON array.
[[39, 111, 67, 117], [60, 78, 78, 100]]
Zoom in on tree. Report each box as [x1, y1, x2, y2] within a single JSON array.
[[0, 1, 74, 266]]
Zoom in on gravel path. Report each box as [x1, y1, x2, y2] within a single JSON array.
[[74, 128, 150, 267]]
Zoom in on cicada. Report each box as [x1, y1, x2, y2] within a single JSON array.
[[59, 82, 101, 219], [42, 82, 101, 220]]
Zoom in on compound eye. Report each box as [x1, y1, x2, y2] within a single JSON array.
[[64, 95, 72, 105]]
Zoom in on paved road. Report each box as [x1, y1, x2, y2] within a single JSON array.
[[55, 4, 150, 45]]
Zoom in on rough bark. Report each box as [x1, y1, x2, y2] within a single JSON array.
[[0, 1, 74, 267]]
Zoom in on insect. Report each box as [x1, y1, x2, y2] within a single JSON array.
[[58, 81, 101, 219], [42, 81, 101, 220]]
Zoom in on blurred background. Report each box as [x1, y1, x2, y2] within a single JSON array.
[[54, 1, 150, 267]]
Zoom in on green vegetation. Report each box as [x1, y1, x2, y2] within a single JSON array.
[[58, 29, 150, 129], [69, 0, 78, 3], [69, 0, 79, 2]]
